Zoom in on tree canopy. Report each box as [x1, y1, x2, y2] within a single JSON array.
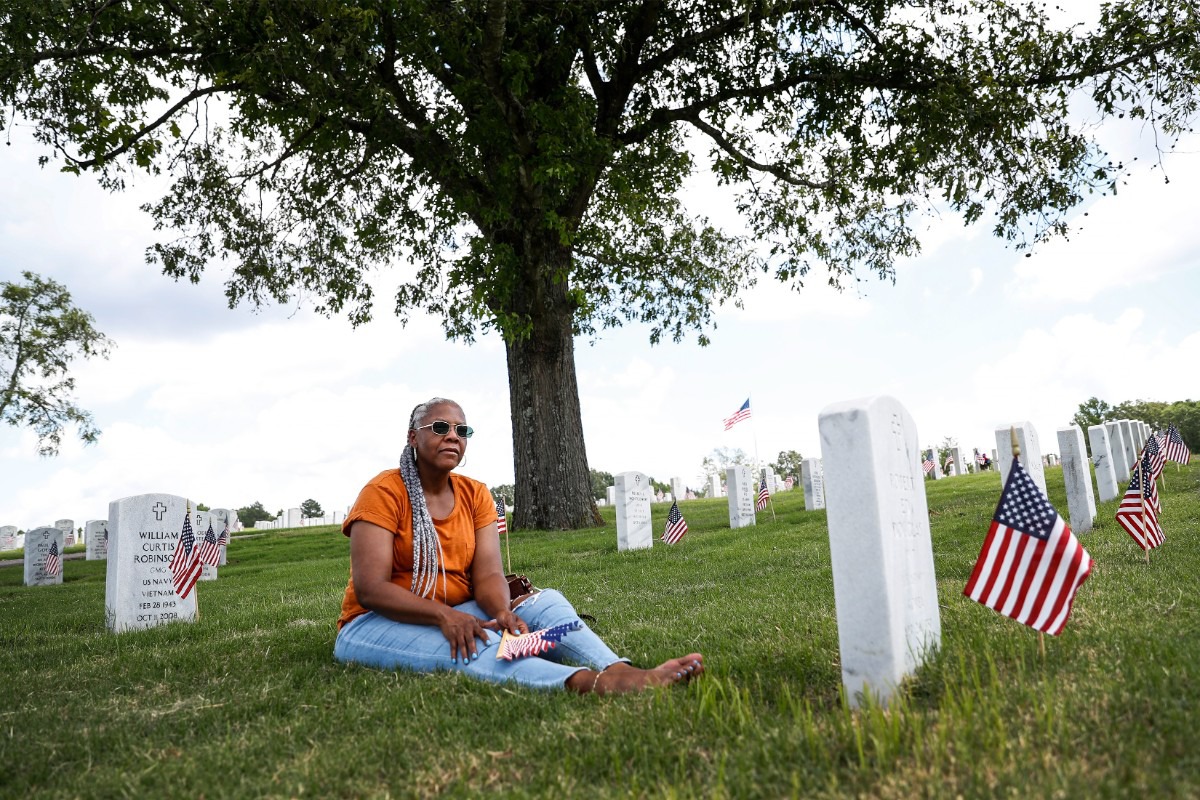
[[1, 270, 112, 456], [3, 1, 1198, 526]]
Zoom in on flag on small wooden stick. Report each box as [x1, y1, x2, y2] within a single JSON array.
[[1115, 449, 1165, 555], [963, 432, 1092, 637], [494, 498, 507, 536], [496, 622, 582, 661], [44, 540, 62, 577], [1163, 423, 1190, 465], [756, 477, 770, 511], [662, 500, 688, 544]]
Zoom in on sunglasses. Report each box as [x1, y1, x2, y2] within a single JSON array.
[[416, 420, 474, 439]]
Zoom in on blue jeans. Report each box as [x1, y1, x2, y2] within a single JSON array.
[[333, 589, 628, 690]]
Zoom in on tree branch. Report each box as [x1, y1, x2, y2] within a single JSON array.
[[62, 82, 243, 169], [687, 114, 830, 189]]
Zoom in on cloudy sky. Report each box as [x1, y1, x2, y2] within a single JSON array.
[[3, 98, 1199, 531]]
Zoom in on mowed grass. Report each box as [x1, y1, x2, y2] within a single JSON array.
[[1, 463, 1198, 799]]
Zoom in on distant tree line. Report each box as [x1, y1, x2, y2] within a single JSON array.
[[1072, 397, 1200, 453]]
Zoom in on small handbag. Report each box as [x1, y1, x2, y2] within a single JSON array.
[[505, 573, 534, 600]]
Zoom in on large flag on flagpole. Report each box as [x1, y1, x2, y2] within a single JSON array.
[[662, 500, 688, 545], [963, 456, 1093, 636], [723, 398, 751, 431]]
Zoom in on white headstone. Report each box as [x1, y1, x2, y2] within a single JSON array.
[[55, 518, 75, 547], [282, 508, 300, 528], [1118, 420, 1137, 472], [1104, 421, 1130, 482], [1057, 426, 1097, 533], [606, 486, 616, 505], [210, 508, 234, 566], [194, 511, 218, 581], [614, 471, 653, 551], [1129, 421, 1145, 454], [818, 395, 941, 708], [801, 458, 825, 509], [990, 449, 998, 466], [85, 520, 109, 561], [1087, 425, 1120, 503], [995, 422, 1046, 495], [105, 494, 199, 632], [24, 526, 65, 586], [670, 477, 685, 501], [0, 525, 16, 551], [946, 457, 958, 476], [707, 473, 721, 498], [726, 466, 757, 529], [928, 447, 943, 481], [950, 446, 966, 475]]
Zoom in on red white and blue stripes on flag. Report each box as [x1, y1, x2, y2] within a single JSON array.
[[1163, 423, 1190, 465], [662, 500, 688, 544], [1115, 451, 1165, 551], [963, 456, 1092, 636], [196, 520, 221, 567], [723, 398, 751, 431], [756, 477, 769, 511], [494, 498, 507, 536], [44, 540, 62, 577], [922, 449, 935, 476], [169, 507, 203, 599], [496, 621, 582, 661]]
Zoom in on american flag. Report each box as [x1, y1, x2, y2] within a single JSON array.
[[496, 621, 581, 661], [922, 450, 935, 475], [662, 500, 688, 544], [217, 522, 229, 548], [1115, 452, 1165, 551], [1142, 432, 1166, 480], [494, 498, 507, 536], [44, 539, 62, 577], [723, 398, 751, 431], [756, 477, 769, 511], [963, 456, 1092, 636], [169, 507, 203, 599], [784, 476, 795, 490], [196, 519, 221, 567], [1164, 423, 1190, 465]]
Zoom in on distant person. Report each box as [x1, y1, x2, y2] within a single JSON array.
[[333, 396, 703, 693]]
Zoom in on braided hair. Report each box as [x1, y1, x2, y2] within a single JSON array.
[[401, 397, 458, 600]]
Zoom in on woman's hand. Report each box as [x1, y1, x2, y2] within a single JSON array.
[[484, 610, 528, 637], [437, 608, 491, 664]]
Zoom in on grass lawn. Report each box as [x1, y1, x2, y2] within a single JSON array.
[[1, 462, 1197, 798]]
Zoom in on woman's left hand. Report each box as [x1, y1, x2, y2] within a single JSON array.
[[485, 610, 528, 636]]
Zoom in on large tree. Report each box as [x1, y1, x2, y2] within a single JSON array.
[[1, 270, 112, 456], [2, 2, 1197, 528]]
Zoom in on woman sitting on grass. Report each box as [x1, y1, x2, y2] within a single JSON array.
[[333, 396, 704, 694]]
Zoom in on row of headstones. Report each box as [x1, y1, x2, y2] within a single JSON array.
[[252, 509, 345, 529], [609, 459, 822, 551], [23, 502, 236, 599]]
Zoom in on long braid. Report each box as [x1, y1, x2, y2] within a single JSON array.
[[401, 399, 453, 600]]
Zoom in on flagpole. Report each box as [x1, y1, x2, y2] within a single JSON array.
[[503, 505, 512, 575], [188, 499, 200, 620], [1011, 427, 1045, 660]]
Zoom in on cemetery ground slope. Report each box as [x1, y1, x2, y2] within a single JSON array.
[[0, 465, 1198, 797]]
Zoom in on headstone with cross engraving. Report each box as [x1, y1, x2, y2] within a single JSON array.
[[85, 520, 109, 560], [105, 493, 199, 632], [24, 526, 65, 586], [55, 518, 76, 547], [614, 471, 653, 551], [194, 511, 219, 581], [726, 465, 757, 529], [818, 395, 941, 708]]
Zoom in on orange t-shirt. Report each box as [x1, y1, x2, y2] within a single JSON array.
[[337, 469, 498, 630]]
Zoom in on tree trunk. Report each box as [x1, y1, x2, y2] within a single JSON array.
[[506, 280, 603, 531]]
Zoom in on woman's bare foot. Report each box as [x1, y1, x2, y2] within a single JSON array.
[[567, 654, 704, 695]]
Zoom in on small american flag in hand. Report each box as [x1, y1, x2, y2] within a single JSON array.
[[496, 621, 582, 661]]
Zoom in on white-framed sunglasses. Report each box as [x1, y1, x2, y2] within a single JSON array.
[[416, 420, 474, 439]]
